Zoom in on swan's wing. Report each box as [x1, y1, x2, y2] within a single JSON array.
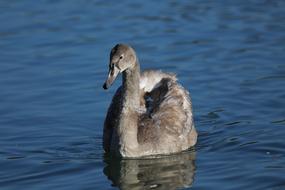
[[140, 70, 177, 92], [103, 86, 122, 152], [139, 73, 194, 148]]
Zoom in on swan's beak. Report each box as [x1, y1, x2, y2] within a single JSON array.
[[103, 66, 120, 90]]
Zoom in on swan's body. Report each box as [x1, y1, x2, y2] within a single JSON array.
[[103, 44, 197, 157]]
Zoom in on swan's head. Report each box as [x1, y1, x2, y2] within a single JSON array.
[[103, 44, 137, 90]]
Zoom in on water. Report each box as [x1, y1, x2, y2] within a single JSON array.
[[0, 0, 285, 189]]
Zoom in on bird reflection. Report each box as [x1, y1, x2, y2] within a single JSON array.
[[103, 150, 196, 190]]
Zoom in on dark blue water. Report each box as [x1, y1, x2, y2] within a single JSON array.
[[1, 0, 285, 189]]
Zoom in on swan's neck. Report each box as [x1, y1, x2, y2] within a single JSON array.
[[118, 61, 141, 157], [122, 62, 140, 109]]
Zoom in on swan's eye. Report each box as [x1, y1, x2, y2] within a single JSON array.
[[119, 55, 123, 60]]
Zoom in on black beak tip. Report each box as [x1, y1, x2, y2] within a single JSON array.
[[103, 83, 108, 90]]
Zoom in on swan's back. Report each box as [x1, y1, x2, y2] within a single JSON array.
[[138, 71, 197, 154]]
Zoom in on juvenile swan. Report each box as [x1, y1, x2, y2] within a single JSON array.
[[103, 44, 197, 157]]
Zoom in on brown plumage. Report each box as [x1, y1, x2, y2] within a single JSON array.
[[103, 44, 197, 157]]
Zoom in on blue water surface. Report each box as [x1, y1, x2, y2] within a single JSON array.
[[0, 0, 285, 189]]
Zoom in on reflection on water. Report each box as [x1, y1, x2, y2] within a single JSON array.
[[103, 151, 196, 190]]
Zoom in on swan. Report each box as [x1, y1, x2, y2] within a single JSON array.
[[102, 44, 197, 157]]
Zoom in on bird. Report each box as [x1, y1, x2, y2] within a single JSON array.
[[102, 44, 197, 157]]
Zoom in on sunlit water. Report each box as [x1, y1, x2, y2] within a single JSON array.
[[1, 0, 285, 189]]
